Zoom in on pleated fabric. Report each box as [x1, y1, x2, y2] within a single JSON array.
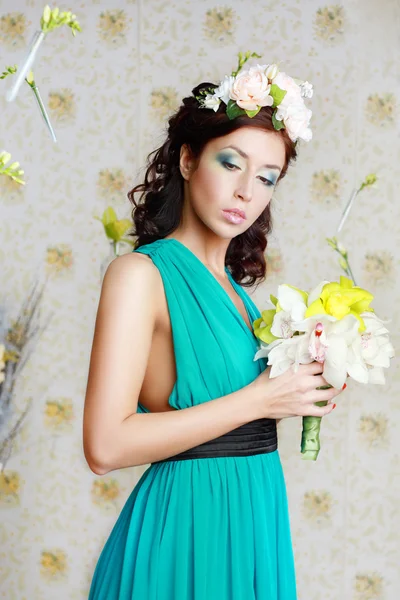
[[88, 238, 297, 600]]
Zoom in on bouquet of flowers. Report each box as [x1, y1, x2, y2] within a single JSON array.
[[253, 276, 395, 460]]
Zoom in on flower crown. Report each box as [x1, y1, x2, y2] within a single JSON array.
[[195, 52, 313, 143]]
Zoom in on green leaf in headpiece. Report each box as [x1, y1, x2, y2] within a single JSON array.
[[272, 111, 285, 131], [269, 84, 287, 108], [245, 107, 261, 118], [226, 99, 246, 120]]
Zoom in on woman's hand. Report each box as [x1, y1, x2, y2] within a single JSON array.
[[251, 361, 344, 420]]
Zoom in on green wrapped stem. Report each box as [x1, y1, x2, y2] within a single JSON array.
[[300, 385, 332, 461]]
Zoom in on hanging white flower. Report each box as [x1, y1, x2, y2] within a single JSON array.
[[300, 81, 313, 98], [202, 94, 221, 112]]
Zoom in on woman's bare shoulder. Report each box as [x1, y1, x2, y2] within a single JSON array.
[[104, 250, 159, 282]]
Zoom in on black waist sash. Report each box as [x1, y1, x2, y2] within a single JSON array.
[[153, 418, 277, 463]]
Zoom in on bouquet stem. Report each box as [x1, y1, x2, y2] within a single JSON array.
[[301, 385, 332, 460]]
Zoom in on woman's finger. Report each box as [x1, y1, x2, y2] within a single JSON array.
[[302, 362, 324, 376], [310, 388, 342, 403], [308, 375, 331, 389], [308, 402, 336, 417]]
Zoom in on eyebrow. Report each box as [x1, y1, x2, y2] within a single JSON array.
[[222, 145, 282, 172]]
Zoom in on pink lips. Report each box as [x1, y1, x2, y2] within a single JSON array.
[[222, 209, 246, 225], [225, 208, 246, 219]]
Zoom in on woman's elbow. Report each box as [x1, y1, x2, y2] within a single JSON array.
[[83, 437, 114, 475], [87, 457, 110, 476]]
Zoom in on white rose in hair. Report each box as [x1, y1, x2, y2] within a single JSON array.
[[230, 66, 273, 111], [214, 75, 235, 105], [273, 71, 303, 113], [272, 71, 312, 141], [281, 104, 313, 142]]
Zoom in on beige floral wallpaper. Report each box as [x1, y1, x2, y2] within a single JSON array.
[[0, 1, 399, 599]]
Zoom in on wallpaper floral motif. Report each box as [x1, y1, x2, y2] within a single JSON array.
[[313, 5, 344, 43], [1, 1, 399, 599], [150, 87, 179, 121], [48, 89, 76, 124], [203, 7, 236, 45], [0, 12, 28, 49], [97, 9, 130, 48], [365, 94, 396, 127], [310, 168, 342, 206]]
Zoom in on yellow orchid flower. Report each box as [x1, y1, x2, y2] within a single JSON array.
[[94, 206, 133, 244], [305, 276, 374, 331], [253, 309, 279, 344]]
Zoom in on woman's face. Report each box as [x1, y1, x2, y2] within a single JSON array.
[[180, 126, 287, 238]]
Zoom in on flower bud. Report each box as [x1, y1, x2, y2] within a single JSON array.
[[265, 64, 279, 80], [364, 173, 377, 186], [42, 5, 51, 24], [339, 257, 348, 271], [0, 152, 11, 165]]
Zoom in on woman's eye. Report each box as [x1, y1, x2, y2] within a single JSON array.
[[258, 176, 274, 187], [222, 161, 239, 171]]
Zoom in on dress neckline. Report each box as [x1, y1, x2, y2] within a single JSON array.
[[161, 237, 255, 337]]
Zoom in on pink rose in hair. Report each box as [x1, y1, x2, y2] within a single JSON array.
[[229, 66, 273, 111]]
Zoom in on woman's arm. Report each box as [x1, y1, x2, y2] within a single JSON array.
[[83, 253, 266, 475]]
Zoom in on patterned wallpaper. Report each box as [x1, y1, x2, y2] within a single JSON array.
[[0, 1, 399, 599]]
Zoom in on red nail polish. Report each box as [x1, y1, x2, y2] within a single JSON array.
[[342, 383, 347, 390], [333, 403, 336, 409]]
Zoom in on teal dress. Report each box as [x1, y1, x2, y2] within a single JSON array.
[[88, 238, 297, 599]]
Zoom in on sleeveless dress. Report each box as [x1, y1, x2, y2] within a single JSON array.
[[88, 238, 297, 600]]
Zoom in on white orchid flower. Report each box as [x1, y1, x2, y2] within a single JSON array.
[[264, 313, 360, 388], [270, 284, 308, 339], [295, 313, 360, 388], [254, 335, 312, 378], [347, 312, 395, 385]]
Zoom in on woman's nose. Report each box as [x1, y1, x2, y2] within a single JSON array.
[[234, 179, 253, 202]]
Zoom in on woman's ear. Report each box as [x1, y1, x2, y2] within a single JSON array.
[[179, 144, 194, 181]]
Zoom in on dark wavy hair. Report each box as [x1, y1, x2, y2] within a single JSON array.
[[128, 82, 298, 287]]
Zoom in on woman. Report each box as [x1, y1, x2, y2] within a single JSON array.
[[84, 54, 342, 599]]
